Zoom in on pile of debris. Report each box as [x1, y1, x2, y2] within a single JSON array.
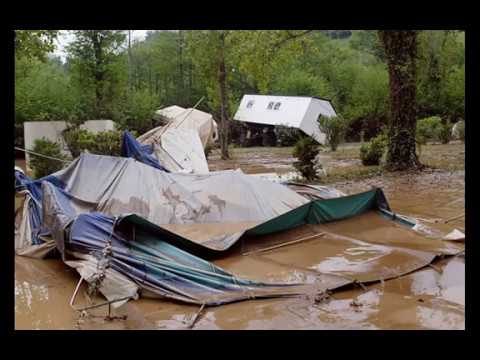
[[15, 115, 464, 316]]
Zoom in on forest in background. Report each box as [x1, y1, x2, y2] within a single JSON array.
[[15, 30, 465, 147]]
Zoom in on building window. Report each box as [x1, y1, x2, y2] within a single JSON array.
[[246, 100, 255, 109], [274, 102, 281, 110], [267, 102, 274, 110]]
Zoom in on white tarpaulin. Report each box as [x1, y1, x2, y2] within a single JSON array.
[[144, 105, 218, 148], [156, 128, 209, 174], [14, 153, 309, 256], [138, 105, 218, 174]]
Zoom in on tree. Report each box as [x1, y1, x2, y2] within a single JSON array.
[[186, 30, 233, 159], [379, 30, 422, 171], [15, 30, 58, 61], [67, 30, 127, 119], [187, 30, 317, 159], [15, 57, 76, 123], [318, 115, 348, 151]]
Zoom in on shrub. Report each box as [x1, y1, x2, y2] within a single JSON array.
[[318, 115, 348, 152], [30, 138, 70, 179], [416, 116, 443, 144], [275, 126, 304, 147], [438, 119, 452, 144], [63, 127, 123, 157], [360, 133, 387, 166], [88, 130, 123, 156], [63, 128, 96, 157], [454, 120, 465, 142], [292, 136, 322, 181]]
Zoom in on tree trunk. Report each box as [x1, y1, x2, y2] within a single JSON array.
[[128, 30, 132, 91], [178, 30, 184, 104], [379, 30, 422, 171], [92, 31, 105, 118], [218, 32, 230, 160]]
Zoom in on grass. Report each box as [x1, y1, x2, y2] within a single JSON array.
[[289, 141, 464, 185], [319, 165, 382, 184], [418, 142, 465, 171]]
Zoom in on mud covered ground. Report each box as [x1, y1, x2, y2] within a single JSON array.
[[15, 142, 465, 330]]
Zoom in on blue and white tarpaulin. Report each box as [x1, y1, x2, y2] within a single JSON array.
[[14, 154, 311, 305], [15, 153, 462, 307]]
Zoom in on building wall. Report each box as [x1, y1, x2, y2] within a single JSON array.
[[24, 120, 115, 167]]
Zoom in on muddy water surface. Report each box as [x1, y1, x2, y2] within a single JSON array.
[[15, 162, 465, 330]]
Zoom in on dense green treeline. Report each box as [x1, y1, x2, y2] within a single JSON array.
[[15, 30, 465, 146]]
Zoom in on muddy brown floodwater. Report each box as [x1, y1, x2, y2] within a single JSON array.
[[15, 150, 465, 330]]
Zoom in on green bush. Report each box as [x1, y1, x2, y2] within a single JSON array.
[[30, 138, 70, 179], [360, 133, 387, 166], [63, 127, 123, 157], [275, 126, 304, 147], [292, 137, 322, 181], [89, 130, 123, 156], [454, 120, 465, 142], [438, 119, 452, 144], [318, 115, 348, 152], [63, 128, 96, 157], [416, 116, 443, 144]]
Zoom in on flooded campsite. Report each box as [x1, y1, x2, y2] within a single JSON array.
[[15, 142, 465, 330], [14, 30, 465, 331]]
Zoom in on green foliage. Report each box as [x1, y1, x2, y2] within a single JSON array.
[[292, 137, 322, 181], [275, 126, 304, 147], [416, 31, 465, 120], [30, 138, 70, 179], [63, 128, 123, 157], [350, 31, 385, 61], [113, 88, 158, 133], [453, 120, 465, 142], [360, 133, 388, 166], [438, 119, 452, 144], [15, 30, 59, 61], [66, 30, 127, 119], [15, 57, 78, 123], [416, 116, 444, 144], [14, 29, 464, 154], [270, 69, 331, 97], [318, 115, 348, 151]]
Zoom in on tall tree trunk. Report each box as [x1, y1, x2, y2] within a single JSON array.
[[128, 30, 132, 91], [178, 30, 184, 105], [379, 30, 422, 171], [92, 31, 105, 118], [218, 32, 230, 160]]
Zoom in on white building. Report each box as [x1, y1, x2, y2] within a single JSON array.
[[233, 95, 338, 144]]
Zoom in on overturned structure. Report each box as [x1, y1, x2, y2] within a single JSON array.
[[233, 95, 338, 145]]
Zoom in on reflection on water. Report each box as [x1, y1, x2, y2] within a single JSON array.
[[312, 245, 391, 274], [417, 306, 464, 330]]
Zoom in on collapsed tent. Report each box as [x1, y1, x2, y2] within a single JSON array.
[[15, 153, 464, 307], [132, 105, 217, 174], [120, 131, 169, 172], [41, 181, 307, 305], [149, 105, 218, 147]]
